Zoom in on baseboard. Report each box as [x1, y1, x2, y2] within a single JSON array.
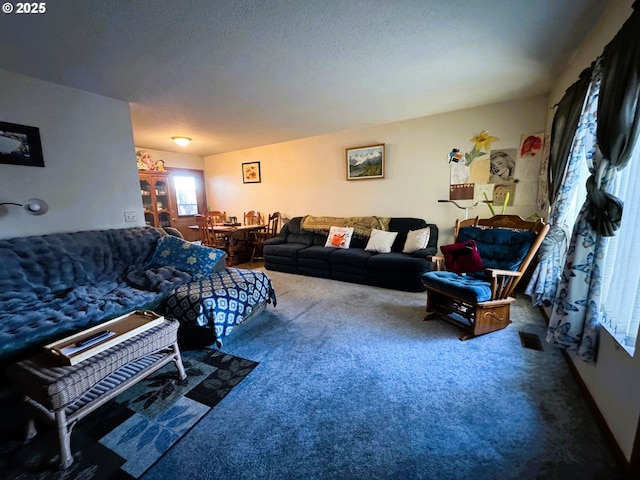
[[538, 307, 634, 477]]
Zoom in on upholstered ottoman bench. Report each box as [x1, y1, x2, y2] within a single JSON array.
[[6, 318, 186, 469]]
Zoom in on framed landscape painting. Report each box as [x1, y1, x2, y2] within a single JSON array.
[[0, 121, 45, 167], [346, 144, 384, 180]]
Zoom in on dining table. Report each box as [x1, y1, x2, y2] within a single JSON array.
[[188, 223, 266, 265]]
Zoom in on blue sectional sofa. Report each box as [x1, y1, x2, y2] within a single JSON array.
[[263, 216, 439, 291], [0, 226, 275, 365]]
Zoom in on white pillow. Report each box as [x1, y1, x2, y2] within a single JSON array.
[[325, 226, 354, 249], [365, 228, 398, 253], [402, 227, 431, 253]]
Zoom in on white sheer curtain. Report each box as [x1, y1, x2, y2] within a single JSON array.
[[599, 138, 640, 355]]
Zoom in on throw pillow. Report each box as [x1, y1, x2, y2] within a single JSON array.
[[402, 227, 431, 253], [150, 235, 227, 279], [324, 226, 354, 249], [365, 228, 399, 253], [440, 240, 484, 274]]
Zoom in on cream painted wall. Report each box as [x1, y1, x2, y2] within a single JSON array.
[[134, 146, 204, 170], [204, 95, 547, 245], [0, 70, 144, 239], [544, 0, 639, 462]]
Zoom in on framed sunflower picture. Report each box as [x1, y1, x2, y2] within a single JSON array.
[[242, 161, 261, 183]]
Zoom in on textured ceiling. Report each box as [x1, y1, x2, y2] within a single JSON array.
[[0, 0, 610, 156]]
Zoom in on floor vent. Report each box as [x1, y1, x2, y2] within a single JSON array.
[[519, 332, 544, 351]]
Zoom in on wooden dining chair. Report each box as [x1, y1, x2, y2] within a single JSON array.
[[195, 214, 215, 247], [244, 210, 263, 225], [195, 213, 229, 252], [251, 211, 280, 262], [207, 210, 227, 224]]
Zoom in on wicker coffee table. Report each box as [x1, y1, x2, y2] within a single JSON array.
[[6, 316, 186, 469]]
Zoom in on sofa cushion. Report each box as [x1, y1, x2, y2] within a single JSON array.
[[457, 226, 536, 271], [402, 227, 431, 253], [365, 229, 398, 253], [440, 240, 484, 274], [281, 217, 316, 245], [299, 245, 338, 260], [421, 271, 492, 303], [388, 218, 429, 252], [329, 248, 374, 267], [150, 235, 227, 279], [263, 242, 309, 260], [368, 252, 430, 273], [325, 226, 354, 249]]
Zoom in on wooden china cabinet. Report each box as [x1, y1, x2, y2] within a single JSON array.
[[138, 171, 173, 228]]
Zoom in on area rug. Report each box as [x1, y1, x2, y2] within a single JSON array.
[[0, 349, 258, 480]]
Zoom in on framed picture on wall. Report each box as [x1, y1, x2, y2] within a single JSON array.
[[346, 144, 384, 180], [242, 161, 261, 183], [0, 121, 45, 167]]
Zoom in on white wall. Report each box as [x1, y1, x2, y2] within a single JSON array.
[[0, 70, 144, 238], [546, 0, 639, 462], [204, 95, 547, 245]]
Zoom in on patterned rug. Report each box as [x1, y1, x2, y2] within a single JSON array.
[[0, 349, 258, 479]]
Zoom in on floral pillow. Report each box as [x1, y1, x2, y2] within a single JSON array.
[[150, 235, 227, 279], [324, 226, 354, 249]]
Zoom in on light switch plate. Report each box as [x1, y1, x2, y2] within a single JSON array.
[[124, 212, 136, 222]]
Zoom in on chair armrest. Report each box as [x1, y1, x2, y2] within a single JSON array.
[[485, 268, 522, 299], [428, 254, 445, 271], [485, 268, 521, 278]]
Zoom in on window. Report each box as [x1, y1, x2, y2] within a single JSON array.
[[598, 138, 640, 356], [173, 175, 199, 216]]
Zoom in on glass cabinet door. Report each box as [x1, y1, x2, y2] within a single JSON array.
[[138, 172, 173, 228]]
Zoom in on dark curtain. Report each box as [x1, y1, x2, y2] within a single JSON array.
[[587, 1, 640, 235], [547, 66, 593, 206]]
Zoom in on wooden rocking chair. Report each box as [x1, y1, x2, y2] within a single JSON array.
[[422, 215, 549, 340]]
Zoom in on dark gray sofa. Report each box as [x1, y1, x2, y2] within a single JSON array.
[[263, 216, 438, 291]]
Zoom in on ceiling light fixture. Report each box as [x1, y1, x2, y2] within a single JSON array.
[[171, 136, 192, 147], [0, 198, 49, 215]]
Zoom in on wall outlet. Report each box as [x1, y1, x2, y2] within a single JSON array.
[[124, 211, 137, 222]]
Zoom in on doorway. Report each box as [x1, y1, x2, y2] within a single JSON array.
[[166, 168, 207, 242]]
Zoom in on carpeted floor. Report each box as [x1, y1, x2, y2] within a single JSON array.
[[1, 270, 624, 479], [0, 350, 258, 479], [139, 270, 623, 480]]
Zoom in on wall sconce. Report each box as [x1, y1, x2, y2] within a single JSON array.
[[171, 136, 191, 147], [0, 198, 49, 215]]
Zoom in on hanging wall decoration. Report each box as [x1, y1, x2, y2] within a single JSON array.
[[242, 161, 261, 183], [346, 144, 385, 180], [0, 121, 45, 167], [449, 130, 498, 201]]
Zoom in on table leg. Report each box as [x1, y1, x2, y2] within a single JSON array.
[[172, 342, 187, 380], [55, 409, 74, 469]]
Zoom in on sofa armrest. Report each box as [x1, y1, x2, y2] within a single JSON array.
[[264, 236, 287, 246], [411, 246, 437, 259]]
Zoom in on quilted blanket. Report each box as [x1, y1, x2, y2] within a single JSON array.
[[300, 215, 391, 238], [164, 268, 276, 346]]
